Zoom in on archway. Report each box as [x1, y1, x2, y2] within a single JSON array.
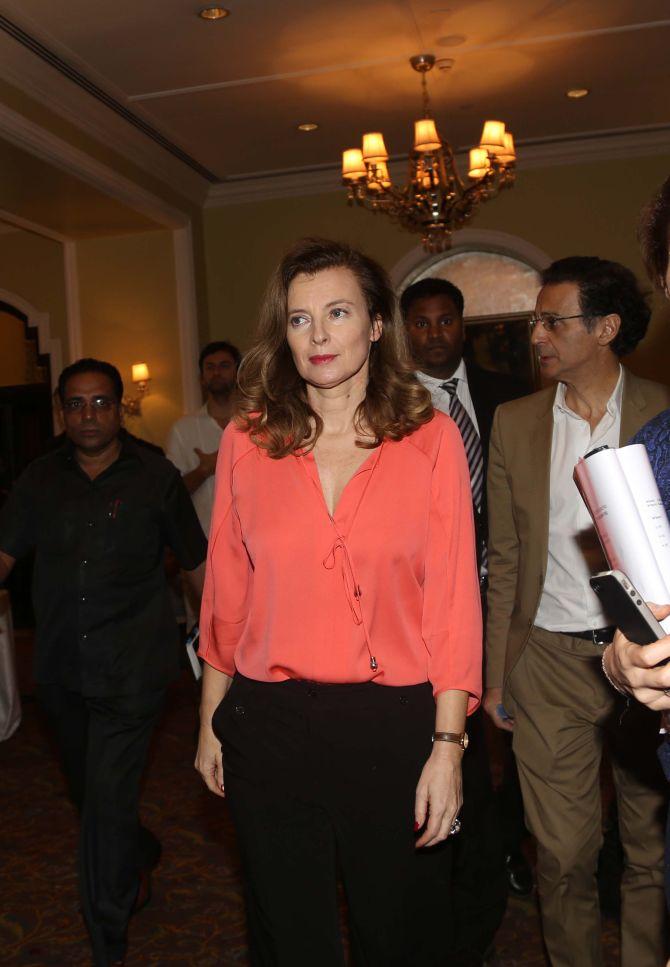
[[392, 229, 551, 390]]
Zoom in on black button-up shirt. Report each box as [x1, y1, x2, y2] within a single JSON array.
[[0, 433, 207, 696]]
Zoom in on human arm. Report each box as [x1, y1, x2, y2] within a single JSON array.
[[483, 407, 519, 730], [0, 468, 38, 577], [415, 419, 481, 847], [194, 661, 233, 796], [161, 467, 208, 571], [166, 422, 218, 496], [415, 688, 468, 848], [602, 603, 670, 709], [0, 549, 16, 583], [182, 449, 218, 495], [197, 426, 253, 675], [182, 561, 205, 608]]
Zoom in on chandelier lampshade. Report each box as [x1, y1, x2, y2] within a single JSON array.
[[361, 132, 389, 163], [342, 148, 367, 181], [414, 118, 441, 153], [468, 147, 491, 180], [479, 120, 507, 154]]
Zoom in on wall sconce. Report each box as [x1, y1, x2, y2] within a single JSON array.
[[122, 362, 151, 417]]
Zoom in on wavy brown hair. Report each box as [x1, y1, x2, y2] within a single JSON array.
[[236, 237, 433, 457], [639, 175, 670, 294]]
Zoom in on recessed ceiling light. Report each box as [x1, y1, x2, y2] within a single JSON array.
[[297, 123, 319, 132], [198, 6, 230, 20], [566, 87, 590, 99]]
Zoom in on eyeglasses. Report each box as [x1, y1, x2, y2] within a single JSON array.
[[528, 312, 590, 333], [62, 396, 117, 413]]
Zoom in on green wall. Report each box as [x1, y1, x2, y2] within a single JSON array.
[[76, 229, 183, 447]]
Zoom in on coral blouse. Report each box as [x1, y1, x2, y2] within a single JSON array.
[[198, 411, 482, 710]]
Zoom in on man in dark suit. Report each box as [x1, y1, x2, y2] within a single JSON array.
[[402, 277, 529, 966]]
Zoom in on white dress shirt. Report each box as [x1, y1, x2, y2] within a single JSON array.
[[416, 360, 480, 435], [535, 368, 624, 632], [166, 404, 223, 536]]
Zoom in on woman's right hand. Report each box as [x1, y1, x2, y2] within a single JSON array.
[[195, 723, 226, 797]]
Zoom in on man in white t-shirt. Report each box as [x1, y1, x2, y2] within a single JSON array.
[[167, 341, 241, 537]]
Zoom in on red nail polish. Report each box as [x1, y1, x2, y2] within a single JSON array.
[[414, 821, 420, 831]]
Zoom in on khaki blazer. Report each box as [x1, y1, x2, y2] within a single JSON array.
[[485, 367, 670, 691]]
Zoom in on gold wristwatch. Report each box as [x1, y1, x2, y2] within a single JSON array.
[[433, 731, 469, 750]]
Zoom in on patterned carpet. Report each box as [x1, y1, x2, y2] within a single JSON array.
[[0, 634, 621, 966]]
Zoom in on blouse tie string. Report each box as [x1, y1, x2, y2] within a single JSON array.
[[323, 533, 378, 672]]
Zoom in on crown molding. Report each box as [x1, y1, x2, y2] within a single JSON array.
[[0, 27, 211, 208], [0, 100, 190, 231], [0, 205, 68, 242], [206, 124, 670, 208]]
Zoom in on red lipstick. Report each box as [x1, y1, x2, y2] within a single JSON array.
[[309, 354, 337, 364]]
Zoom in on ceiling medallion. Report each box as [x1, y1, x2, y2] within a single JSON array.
[[341, 54, 516, 253]]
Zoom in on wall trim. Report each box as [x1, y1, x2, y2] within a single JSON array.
[[0, 100, 190, 230], [63, 241, 82, 363], [0, 285, 62, 409], [389, 229, 552, 290], [173, 224, 202, 414], [0, 28, 210, 207], [206, 124, 670, 208], [0, 205, 67, 243]]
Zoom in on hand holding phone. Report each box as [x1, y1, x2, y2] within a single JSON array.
[[589, 570, 666, 645]]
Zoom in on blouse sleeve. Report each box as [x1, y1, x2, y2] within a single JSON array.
[[422, 418, 483, 712], [197, 425, 252, 675]]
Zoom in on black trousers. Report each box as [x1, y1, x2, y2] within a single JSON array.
[[37, 684, 165, 966], [213, 673, 450, 967]]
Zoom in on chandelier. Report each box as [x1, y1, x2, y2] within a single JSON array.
[[341, 54, 516, 253]]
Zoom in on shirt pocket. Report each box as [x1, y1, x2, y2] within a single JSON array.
[[103, 498, 162, 575]]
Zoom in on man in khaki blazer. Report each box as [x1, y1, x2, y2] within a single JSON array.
[[484, 256, 670, 966]]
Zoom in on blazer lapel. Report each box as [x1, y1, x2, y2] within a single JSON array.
[[619, 368, 646, 444], [528, 388, 555, 576]]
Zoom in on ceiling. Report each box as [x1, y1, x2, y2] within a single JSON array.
[[0, 0, 668, 186]]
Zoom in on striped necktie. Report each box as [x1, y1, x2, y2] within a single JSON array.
[[441, 379, 484, 512]]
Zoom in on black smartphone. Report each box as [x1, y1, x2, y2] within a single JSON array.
[[589, 570, 666, 645]]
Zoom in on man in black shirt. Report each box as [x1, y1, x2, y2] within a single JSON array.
[[0, 358, 207, 967]]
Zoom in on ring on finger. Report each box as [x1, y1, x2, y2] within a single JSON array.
[[449, 817, 462, 836]]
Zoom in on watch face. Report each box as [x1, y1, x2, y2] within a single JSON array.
[[462, 732, 469, 749]]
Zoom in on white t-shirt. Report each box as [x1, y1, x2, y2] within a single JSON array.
[[166, 404, 223, 536]]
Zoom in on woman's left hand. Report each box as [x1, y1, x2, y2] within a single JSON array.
[[414, 743, 463, 848]]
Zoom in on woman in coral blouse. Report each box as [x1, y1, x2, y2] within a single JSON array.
[[195, 237, 482, 966]]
